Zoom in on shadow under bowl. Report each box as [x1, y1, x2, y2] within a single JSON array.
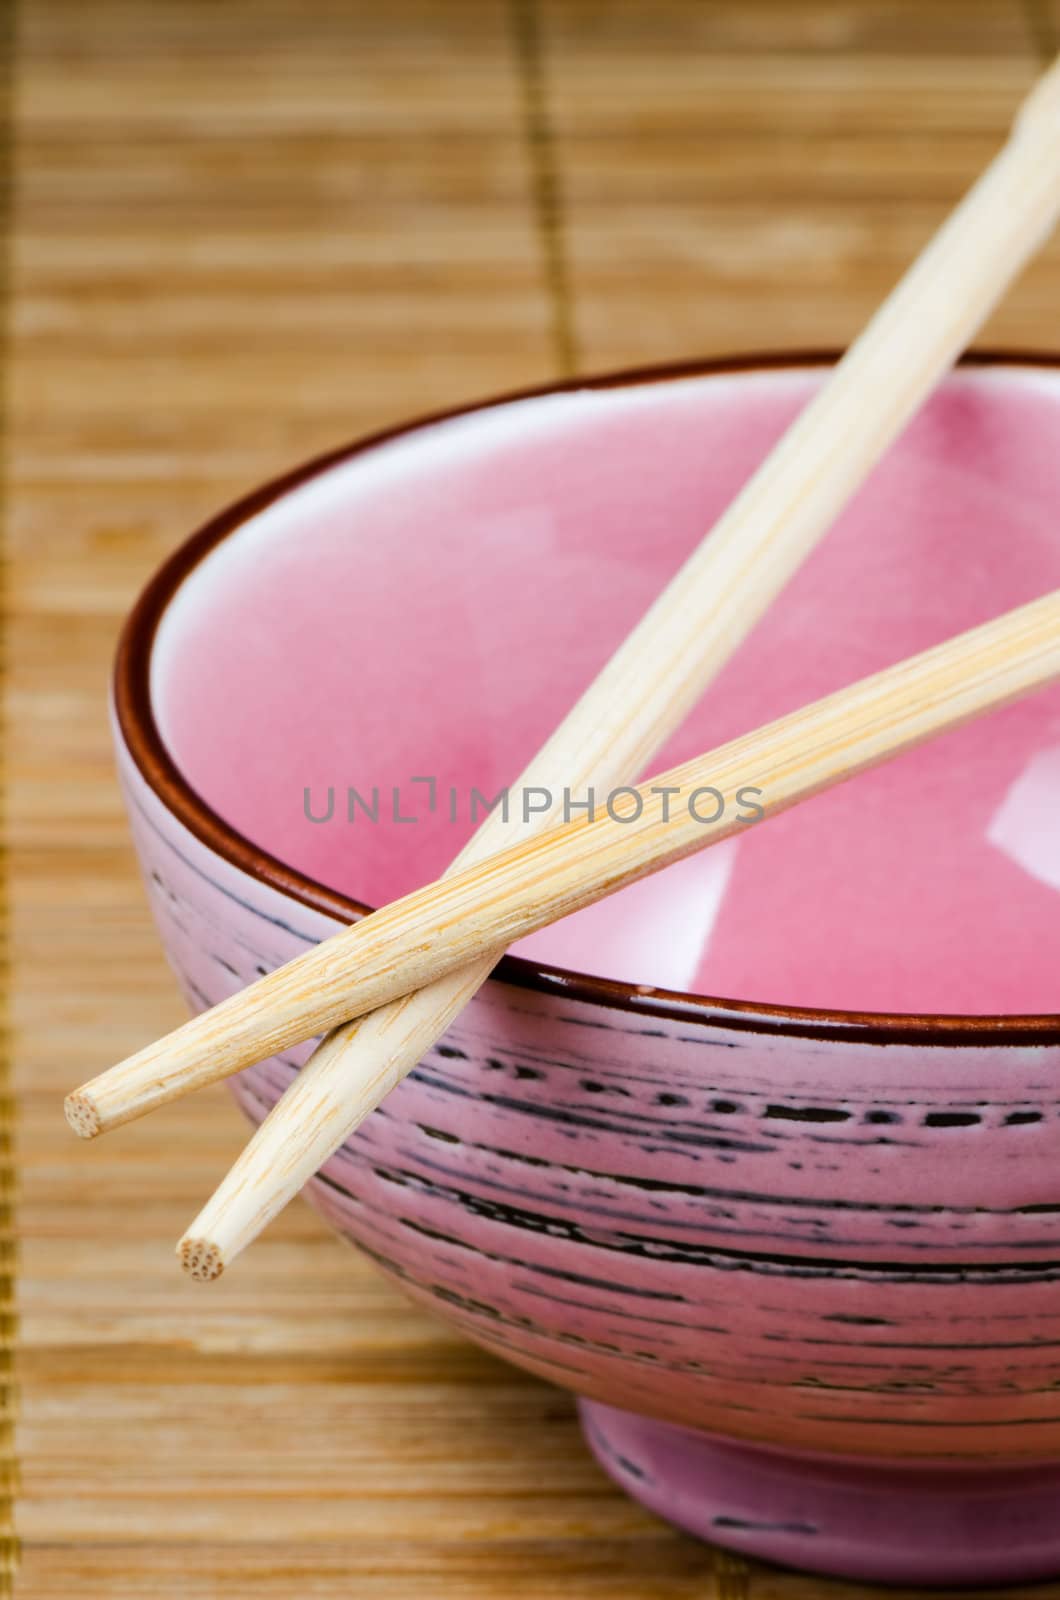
[[114, 352, 1060, 1586]]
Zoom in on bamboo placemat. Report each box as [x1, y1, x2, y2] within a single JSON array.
[[7, 2, 1060, 1595]]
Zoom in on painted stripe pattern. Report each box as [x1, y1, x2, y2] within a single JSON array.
[[117, 739, 1060, 1476]]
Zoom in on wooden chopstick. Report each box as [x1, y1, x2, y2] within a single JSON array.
[[65, 57, 1060, 1279], [71, 586, 1060, 1269], [163, 58, 1060, 1278]]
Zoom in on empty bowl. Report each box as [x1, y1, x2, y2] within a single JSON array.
[[113, 353, 1060, 1585]]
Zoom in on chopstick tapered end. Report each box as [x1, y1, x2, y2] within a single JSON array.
[[65, 1090, 102, 1140], [178, 1235, 224, 1283]]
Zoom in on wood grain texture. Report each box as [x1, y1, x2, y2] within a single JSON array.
[[0, 0, 18, 1591], [9, 1, 1060, 1595]]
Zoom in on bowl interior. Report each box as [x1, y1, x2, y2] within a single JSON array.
[[150, 363, 1060, 1014]]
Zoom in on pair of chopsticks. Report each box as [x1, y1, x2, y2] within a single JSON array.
[[69, 58, 1060, 1281]]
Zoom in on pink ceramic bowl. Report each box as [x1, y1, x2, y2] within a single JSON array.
[[114, 354, 1060, 1586]]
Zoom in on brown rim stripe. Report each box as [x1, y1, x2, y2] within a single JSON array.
[[0, 0, 18, 1588], [508, 0, 578, 378], [113, 350, 1060, 1050]]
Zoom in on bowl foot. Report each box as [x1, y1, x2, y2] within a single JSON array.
[[579, 1399, 1060, 1585]]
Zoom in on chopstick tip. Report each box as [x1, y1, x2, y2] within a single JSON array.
[[178, 1235, 224, 1283], [65, 1090, 101, 1140]]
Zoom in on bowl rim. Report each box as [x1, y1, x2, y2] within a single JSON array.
[[114, 347, 1060, 1047]]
